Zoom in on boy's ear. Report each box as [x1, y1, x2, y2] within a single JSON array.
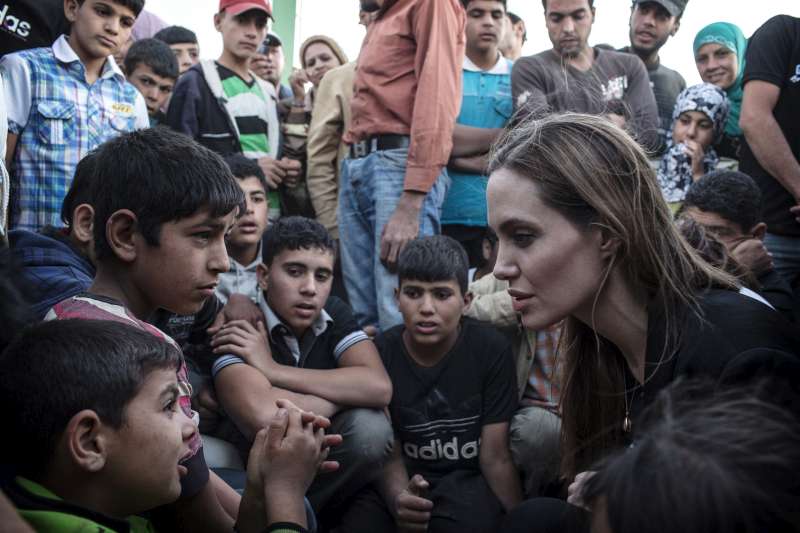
[[394, 286, 400, 302], [256, 263, 269, 291], [106, 209, 140, 263], [64, 0, 80, 23], [213, 11, 224, 31], [750, 222, 767, 241], [71, 204, 95, 248], [65, 410, 108, 473], [671, 19, 681, 36]]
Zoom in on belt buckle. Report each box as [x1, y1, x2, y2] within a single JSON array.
[[352, 141, 368, 158]]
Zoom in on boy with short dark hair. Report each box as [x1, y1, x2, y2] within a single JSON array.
[[217, 154, 270, 304], [681, 170, 797, 321], [124, 38, 179, 126], [1, 319, 193, 531], [1, 0, 150, 231], [209, 216, 394, 515], [342, 235, 521, 532], [166, 0, 286, 221], [154, 25, 201, 75], [1, 319, 330, 533], [42, 127, 284, 532]]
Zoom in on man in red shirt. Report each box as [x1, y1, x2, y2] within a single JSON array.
[[339, 0, 466, 332]]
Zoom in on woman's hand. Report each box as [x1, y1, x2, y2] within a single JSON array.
[[567, 470, 596, 511]]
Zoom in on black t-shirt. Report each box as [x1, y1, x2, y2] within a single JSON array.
[[0, 0, 70, 55], [739, 15, 800, 237], [628, 289, 800, 428], [376, 319, 518, 479]]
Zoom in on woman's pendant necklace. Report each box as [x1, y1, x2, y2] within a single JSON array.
[[623, 372, 634, 433]]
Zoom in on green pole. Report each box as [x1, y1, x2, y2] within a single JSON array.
[[271, 0, 298, 83]]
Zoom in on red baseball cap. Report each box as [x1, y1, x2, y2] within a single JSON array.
[[219, 0, 273, 18]]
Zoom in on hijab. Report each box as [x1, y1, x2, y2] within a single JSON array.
[[693, 22, 747, 138], [657, 84, 730, 203]]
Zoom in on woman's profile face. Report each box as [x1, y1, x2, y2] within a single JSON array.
[[304, 42, 341, 87], [487, 167, 608, 330], [695, 43, 738, 90]]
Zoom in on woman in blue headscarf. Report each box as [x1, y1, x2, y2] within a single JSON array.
[[693, 22, 747, 160]]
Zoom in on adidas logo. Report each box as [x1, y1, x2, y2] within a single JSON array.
[[403, 437, 480, 461], [0, 4, 31, 38]]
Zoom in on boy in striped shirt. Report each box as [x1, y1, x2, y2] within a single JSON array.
[[166, 0, 298, 220]]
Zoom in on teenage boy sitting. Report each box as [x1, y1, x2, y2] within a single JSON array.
[[681, 170, 798, 322], [209, 216, 394, 514], [216, 154, 271, 304], [43, 127, 298, 532], [0, 0, 149, 231], [166, 0, 292, 221], [124, 38, 179, 126], [0, 319, 331, 533], [154, 25, 201, 75], [341, 235, 521, 532]]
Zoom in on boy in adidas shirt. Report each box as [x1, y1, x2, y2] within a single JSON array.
[[343, 236, 521, 532]]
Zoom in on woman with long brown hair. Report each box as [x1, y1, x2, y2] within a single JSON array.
[[486, 113, 800, 531]]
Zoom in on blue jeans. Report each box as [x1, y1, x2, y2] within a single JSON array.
[[764, 232, 800, 288], [338, 148, 448, 331]]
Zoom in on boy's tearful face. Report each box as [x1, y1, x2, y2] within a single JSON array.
[[102, 368, 196, 514], [397, 279, 469, 349], [228, 176, 269, 249], [66, 0, 137, 61], [132, 209, 238, 316], [258, 248, 334, 338]]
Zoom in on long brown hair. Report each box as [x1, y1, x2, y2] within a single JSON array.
[[488, 113, 738, 479]]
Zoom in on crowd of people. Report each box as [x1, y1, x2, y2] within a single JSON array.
[[0, 0, 799, 532]]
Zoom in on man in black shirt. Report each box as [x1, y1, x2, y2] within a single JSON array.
[[740, 15, 800, 290], [341, 236, 520, 533], [619, 0, 688, 155], [208, 217, 394, 515]]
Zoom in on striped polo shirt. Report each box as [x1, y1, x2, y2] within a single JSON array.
[[217, 63, 280, 218]]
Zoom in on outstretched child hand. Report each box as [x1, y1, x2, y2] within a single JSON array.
[[394, 474, 433, 532], [275, 398, 343, 474], [244, 407, 322, 528], [211, 320, 274, 375]]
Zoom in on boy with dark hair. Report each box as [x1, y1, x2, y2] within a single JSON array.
[[217, 154, 271, 304], [1, 0, 150, 232], [42, 127, 284, 532], [342, 235, 521, 532], [681, 170, 797, 321], [1, 319, 331, 532], [154, 25, 201, 75], [166, 0, 286, 221], [209, 216, 394, 515], [124, 38, 179, 126]]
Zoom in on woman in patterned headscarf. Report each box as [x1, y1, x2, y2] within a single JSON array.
[[657, 83, 730, 206], [693, 22, 747, 159]]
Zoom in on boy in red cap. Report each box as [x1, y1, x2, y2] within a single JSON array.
[[166, 0, 294, 221]]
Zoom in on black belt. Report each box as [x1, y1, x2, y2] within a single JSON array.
[[349, 134, 410, 159]]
